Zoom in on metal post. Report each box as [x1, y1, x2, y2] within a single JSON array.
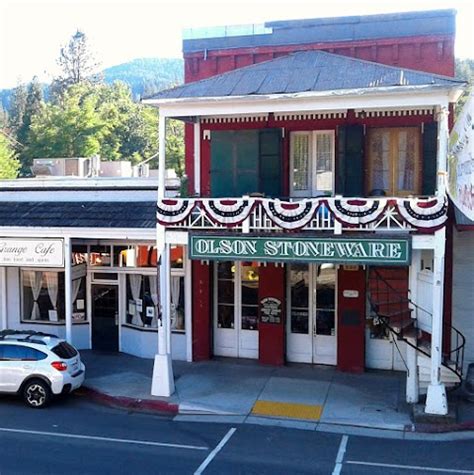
[[158, 114, 167, 200], [64, 237, 73, 344], [425, 227, 447, 415]]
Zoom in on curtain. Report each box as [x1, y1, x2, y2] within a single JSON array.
[[148, 275, 159, 328], [72, 279, 82, 304], [170, 276, 181, 330], [129, 274, 142, 326], [45, 272, 58, 321], [29, 271, 43, 320], [371, 131, 390, 191]]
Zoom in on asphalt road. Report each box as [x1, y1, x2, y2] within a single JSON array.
[[0, 394, 473, 475]]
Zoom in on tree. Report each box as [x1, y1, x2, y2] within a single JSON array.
[[165, 119, 184, 176], [0, 132, 20, 179], [51, 30, 102, 99], [8, 82, 27, 134]]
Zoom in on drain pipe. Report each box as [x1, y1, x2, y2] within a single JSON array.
[[1, 267, 7, 330]]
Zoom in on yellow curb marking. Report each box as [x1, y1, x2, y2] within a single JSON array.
[[252, 400, 323, 421]]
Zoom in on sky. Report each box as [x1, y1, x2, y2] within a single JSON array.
[[0, 0, 473, 89]]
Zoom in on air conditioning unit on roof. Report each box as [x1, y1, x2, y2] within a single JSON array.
[[31, 156, 100, 177]]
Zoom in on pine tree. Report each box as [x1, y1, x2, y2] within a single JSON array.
[[0, 131, 20, 179], [51, 30, 102, 99], [8, 82, 28, 135]]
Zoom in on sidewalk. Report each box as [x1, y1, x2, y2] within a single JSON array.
[[78, 351, 474, 434]]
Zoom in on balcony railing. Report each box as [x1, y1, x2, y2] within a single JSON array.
[[156, 195, 448, 234]]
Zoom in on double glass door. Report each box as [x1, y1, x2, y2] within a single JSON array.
[[287, 263, 337, 365], [214, 262, 259, 359]]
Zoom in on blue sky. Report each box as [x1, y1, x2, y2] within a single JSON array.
[[0, 0, 472, 89]]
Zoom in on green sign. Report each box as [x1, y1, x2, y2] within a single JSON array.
[[189, 235, 411, 265]]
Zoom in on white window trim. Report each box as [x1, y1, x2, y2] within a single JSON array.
[[290, 130, 335, 198]]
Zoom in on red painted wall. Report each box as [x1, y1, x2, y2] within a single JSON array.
[[337, 267, 366, 372], [192, 260, 212, 360], [258, 264, 285, 365]]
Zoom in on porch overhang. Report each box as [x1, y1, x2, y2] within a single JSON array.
[[143, 84, 463, 119]]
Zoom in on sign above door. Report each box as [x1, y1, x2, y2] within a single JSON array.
[[0, 238, 64, 267], [189, 234, 411, 266]]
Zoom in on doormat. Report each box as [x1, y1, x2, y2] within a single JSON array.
[[252, 400, 323, 421]]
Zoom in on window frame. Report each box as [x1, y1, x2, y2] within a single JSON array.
[[366, 126, 422, 197], [290, 130, 335, 198]]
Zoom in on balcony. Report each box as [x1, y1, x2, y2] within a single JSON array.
[[157, 195, 448, 234]]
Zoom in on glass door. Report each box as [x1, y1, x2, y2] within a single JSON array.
[[91, 284, 119, 352], [213, 262, 259, 359], [287, 264, 337, 365]]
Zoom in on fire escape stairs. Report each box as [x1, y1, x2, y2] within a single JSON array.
[[368, 269, 465, 393]]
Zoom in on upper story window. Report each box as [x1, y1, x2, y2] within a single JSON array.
[[290, 131, 335, 197], [367, 127, 420, 196]]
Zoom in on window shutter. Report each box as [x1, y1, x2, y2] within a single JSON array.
[[422, 122, 437, 196], [259, 129, 282, 197], [336, 125, 365, 196]]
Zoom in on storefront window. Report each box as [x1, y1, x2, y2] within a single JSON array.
[[21, 270, 86, 323], [126, 274, 158, 328], [89, 246, 112, 266], [289, 264, 309, 334], [170, 274, 185, 332], [241, 263, 259, 331], [315, 264, 336, 336], [170, 246, 184, 268]]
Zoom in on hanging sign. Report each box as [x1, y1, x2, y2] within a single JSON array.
[[189, 235, 410, 265], [448, 94, 474, 221], [0, 238, 64, 267]]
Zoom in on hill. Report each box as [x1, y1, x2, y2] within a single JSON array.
[[0, 57, 184, 112]]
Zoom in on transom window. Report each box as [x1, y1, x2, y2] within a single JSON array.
[[367, 127, 421, 196], [290, 130, 335, 197]]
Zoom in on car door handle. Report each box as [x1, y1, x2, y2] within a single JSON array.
[[22, 365, 32, 369]]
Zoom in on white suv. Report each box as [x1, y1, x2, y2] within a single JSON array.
[[0, 330, 85, 408]]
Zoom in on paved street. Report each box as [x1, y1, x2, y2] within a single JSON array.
[[0, 395, 474, 474]]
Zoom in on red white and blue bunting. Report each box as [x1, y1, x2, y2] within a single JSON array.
[[325, 198, 389, 225], [396, 196, 448, 229], [200, 198, 256, 226], [156, 199, 196, 225], [261, 199, 320, 230]]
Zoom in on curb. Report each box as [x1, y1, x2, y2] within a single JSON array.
[[77, 387, 179, 415], [413, 421, 474, 433]]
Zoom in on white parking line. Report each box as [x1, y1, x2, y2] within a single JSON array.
[[346, 461, 474, 474], [0, 427, 208, 451], [194, 427, 237, 475], [332, 435, 348, 475]]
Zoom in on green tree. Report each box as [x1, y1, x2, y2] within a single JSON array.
[[8, 82, 27, 134], [0, 132, 20, 179], [165, 119, 184, 176], [51, 30, 102, 99]]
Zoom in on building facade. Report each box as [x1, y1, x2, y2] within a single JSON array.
[[144, 9, 467, 414]]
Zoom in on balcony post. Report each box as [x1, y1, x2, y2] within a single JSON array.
[[436, 106, 449, 196], [64, 236, 73, 344], [194, 120, 201, 195], [152, 112, 175, 397], [425, 227, 447, 415]]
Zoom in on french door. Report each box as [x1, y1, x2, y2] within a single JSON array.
[[286, 263, 337, 365], [214, 261, 259, 359]]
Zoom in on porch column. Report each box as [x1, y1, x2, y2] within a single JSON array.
[[425, 227, 447, 415], [1, 267, 7, 330], [406, 249, 420, 403], [194, 120, 201, 195], [436, 106, 449, 195], [152, 112, 175, 397], [64, 237, 72, 344]]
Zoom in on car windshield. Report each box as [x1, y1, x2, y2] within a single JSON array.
[[51, 342, 78, 359]]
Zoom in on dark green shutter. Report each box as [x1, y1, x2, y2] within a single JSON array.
[[336, 125, 365, 196], [422, 122, 437, 196], [210, 131, 259, 197], [259, 129, 282, 197]]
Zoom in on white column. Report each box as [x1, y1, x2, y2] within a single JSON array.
[[1, 267, 7, 330], [406, 249, 420, 403], [184, 247, 193, 362], [158, 114, 167, 200], [64, 237, 73, 344], [152, 111, 175, 397], [425, 227, 447, 415], [194, 120, 201, 195], [436, 106, 449, 195]]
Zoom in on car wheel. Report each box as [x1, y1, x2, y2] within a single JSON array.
[[23, 380, 51, 408]]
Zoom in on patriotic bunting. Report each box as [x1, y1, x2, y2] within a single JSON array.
[[261, 199, 320, 230], [201, 198, 256, 226], [156, 199, 196, 225], [325, 198, 388, 225], [396, 196, 448, 229]]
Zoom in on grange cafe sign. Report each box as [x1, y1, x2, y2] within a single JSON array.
[[0, 239, 64, 267], [189, 235, 411, 265]]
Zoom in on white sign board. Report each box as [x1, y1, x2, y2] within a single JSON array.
[[0, 239, 64, 267], [448, 94, 474, 221]]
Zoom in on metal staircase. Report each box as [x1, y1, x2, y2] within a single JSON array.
[[368, 268, 465, 392]]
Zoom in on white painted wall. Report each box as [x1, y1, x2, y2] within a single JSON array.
[[452, 229, 474, 373], [415, 271, 434, 333]]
